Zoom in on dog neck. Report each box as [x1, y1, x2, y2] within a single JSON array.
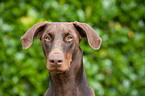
[[45, 48, 93, 96]]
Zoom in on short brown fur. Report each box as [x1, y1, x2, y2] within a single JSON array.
[[21, 21, 102, 96]]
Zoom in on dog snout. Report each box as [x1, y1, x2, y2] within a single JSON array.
[[49, 54, 64, 67]]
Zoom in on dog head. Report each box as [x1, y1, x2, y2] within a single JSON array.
[[21, 21, 102, 74]]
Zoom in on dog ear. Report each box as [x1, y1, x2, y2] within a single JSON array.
[[21, 21, 51, 49], [73, 21, 102, 50]]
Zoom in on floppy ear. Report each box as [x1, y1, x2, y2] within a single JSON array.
[[21, 21, 51, 49], [73, 21, 102, 50]]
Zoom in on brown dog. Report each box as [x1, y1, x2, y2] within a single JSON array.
[[21, 21, 102, 96]]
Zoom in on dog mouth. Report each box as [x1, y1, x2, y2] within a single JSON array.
[[51, 70, 64, 74], [48, 67, 66, 74]]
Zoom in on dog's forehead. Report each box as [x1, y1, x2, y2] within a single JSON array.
[[46, 23, 77, 34], [45, 22, 77, 37]]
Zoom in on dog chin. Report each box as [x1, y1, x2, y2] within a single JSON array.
[[50, 69, 65, 74], [48, 68, 68, 74]]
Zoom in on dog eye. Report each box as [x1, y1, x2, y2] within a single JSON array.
[[45, 35, 51, 41], [66, 35, 73, 42]]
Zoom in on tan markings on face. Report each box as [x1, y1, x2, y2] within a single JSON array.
[[49, 31, 53, 34], [65, 31, 69, 34], [66, 51, 72, 68], [46, 52, 50, 70]]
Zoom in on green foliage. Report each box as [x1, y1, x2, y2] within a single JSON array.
[[0, 0, 145, 96]]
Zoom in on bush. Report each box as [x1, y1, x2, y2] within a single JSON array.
[[0, 0, 145, 96]]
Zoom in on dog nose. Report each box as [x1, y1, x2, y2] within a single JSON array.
[[49, 54, 64, 66]]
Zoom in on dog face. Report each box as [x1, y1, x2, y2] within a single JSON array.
[[21, 21, 101, 74], [41, 23, 80, 73]]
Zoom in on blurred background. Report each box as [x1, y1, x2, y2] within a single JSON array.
[[0, 0, 145, 96]]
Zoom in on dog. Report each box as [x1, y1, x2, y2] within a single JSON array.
[[21, 21, 102, 96]]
